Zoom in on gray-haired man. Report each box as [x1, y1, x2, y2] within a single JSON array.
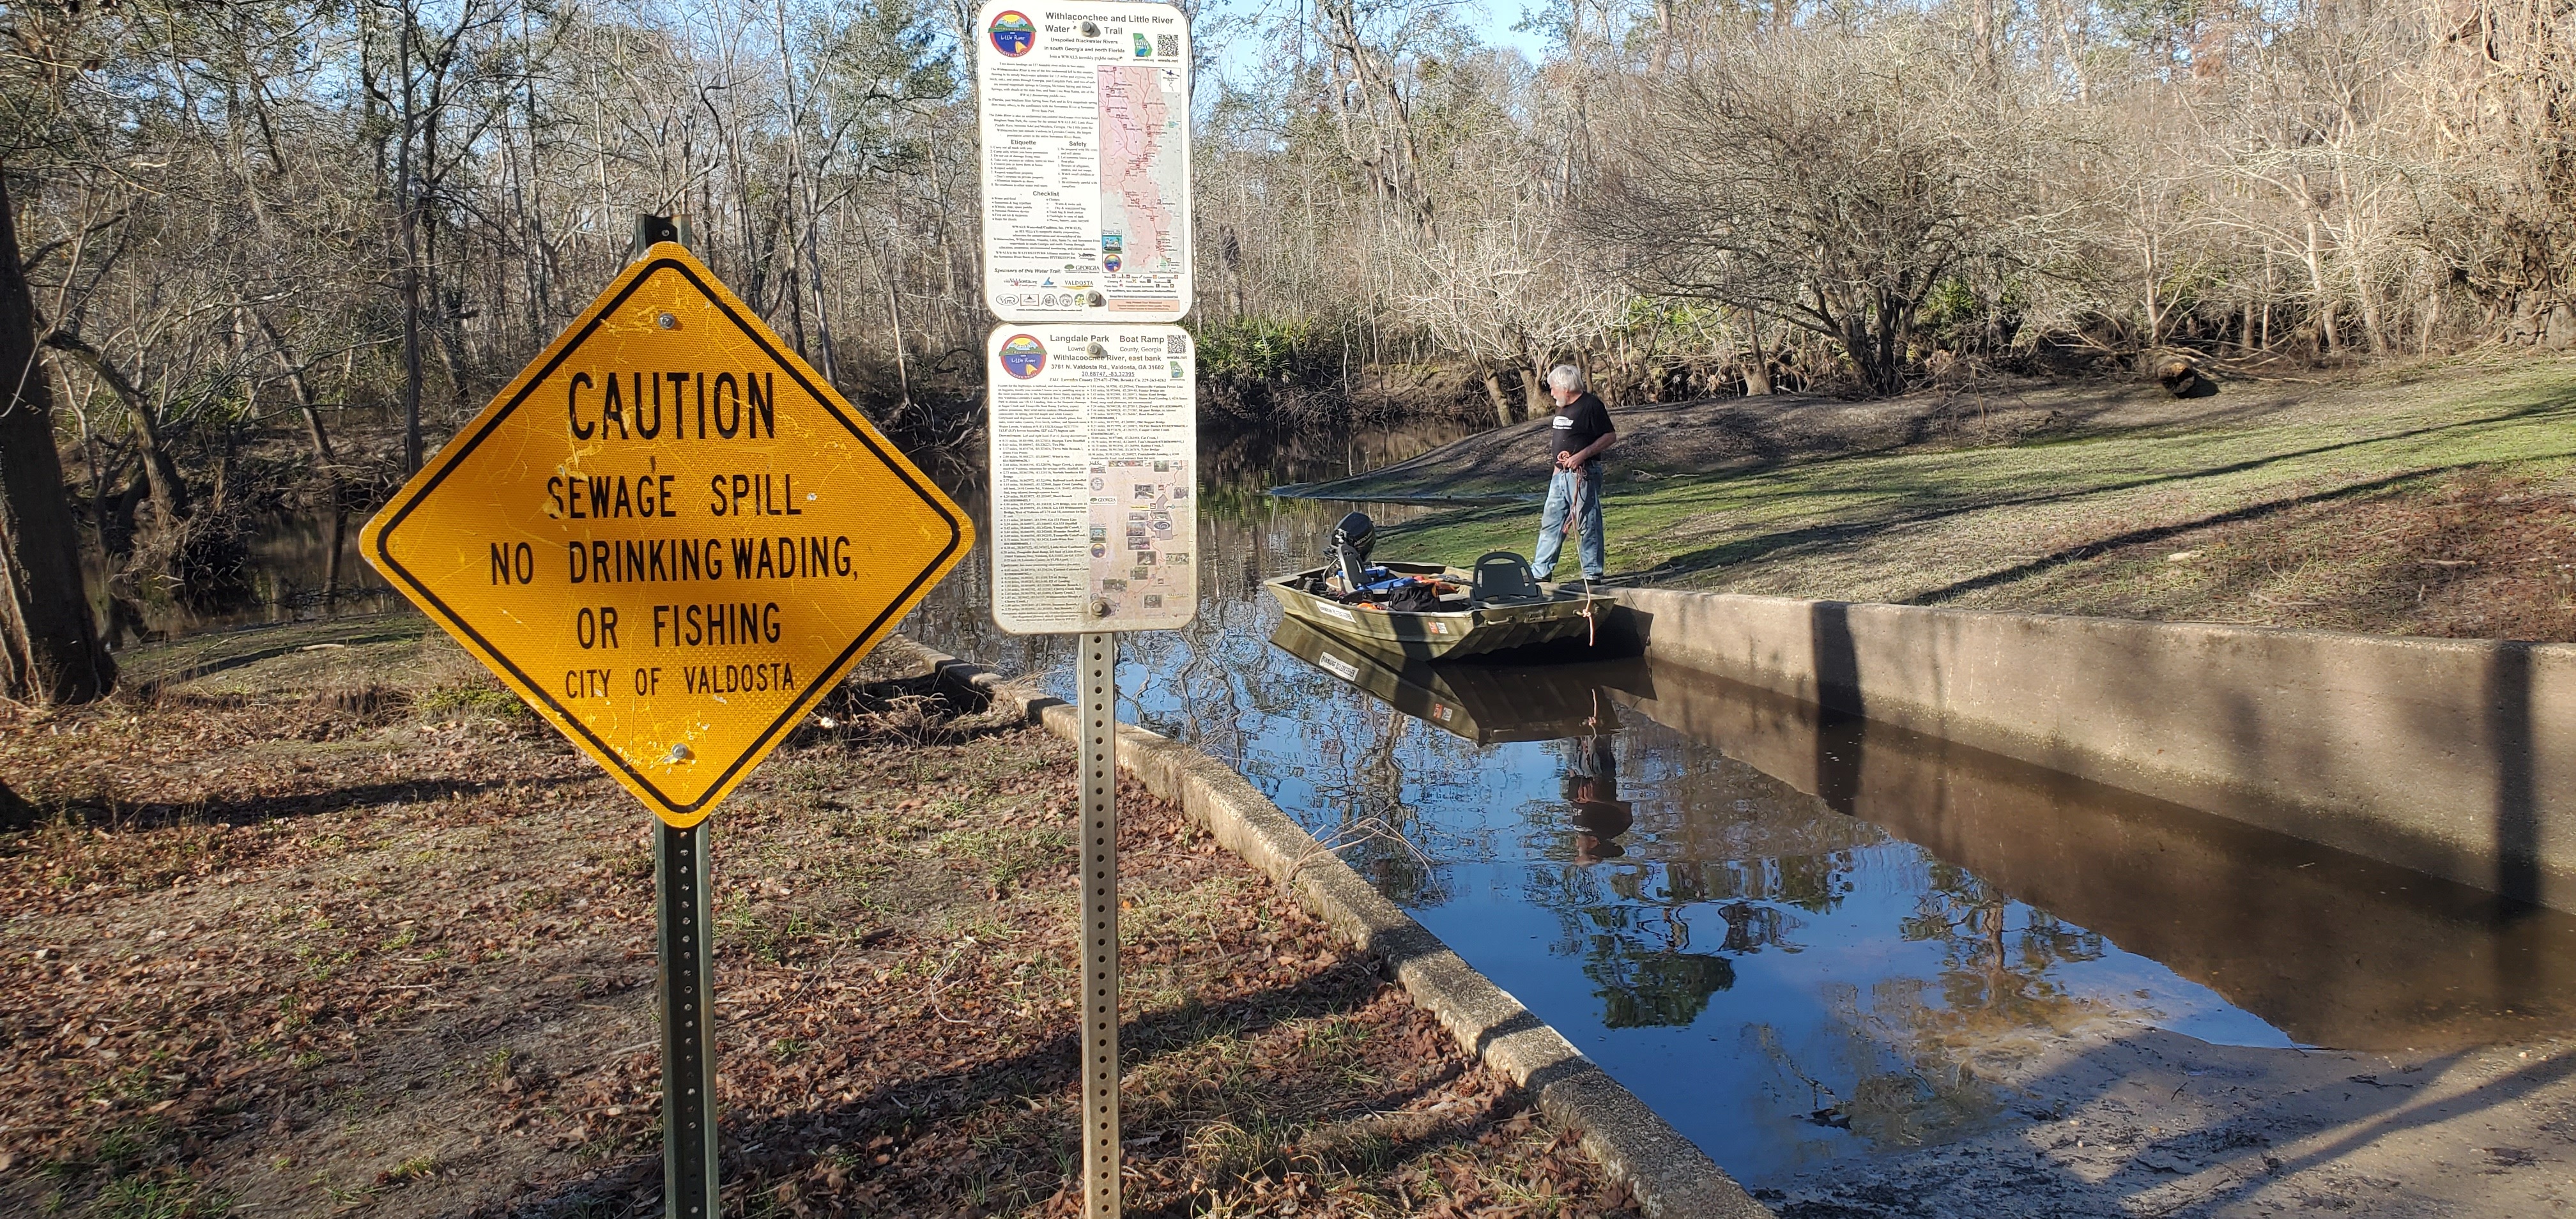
[[1532, 364, 1614, 584]]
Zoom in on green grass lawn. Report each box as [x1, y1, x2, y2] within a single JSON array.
[[1388, 359, 2576, 620]]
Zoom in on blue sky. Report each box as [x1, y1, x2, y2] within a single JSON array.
[[1463, 0, 1555, 61], [1198, 0, 1556, 85]]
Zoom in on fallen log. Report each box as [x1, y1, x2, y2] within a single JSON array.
[[2153, 355, 2209, 397]]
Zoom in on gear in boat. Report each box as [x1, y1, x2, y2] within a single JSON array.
[[1287, 512, 1473, 610], [1261, 512, 1616, 661]]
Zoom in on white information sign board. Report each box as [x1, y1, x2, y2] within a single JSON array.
[[976, 0, 1192, 325], [986, 325, 1197, 634]]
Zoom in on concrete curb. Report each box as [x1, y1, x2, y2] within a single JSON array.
[[906, 644, 1770, 1219]]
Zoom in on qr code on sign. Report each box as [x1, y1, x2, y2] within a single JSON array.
[[1157, 34, 1179, 56], [1166, 334, 1187, 354]]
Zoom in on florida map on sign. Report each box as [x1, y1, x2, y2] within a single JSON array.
[[986, 324, 1196, 633], [361, 242, 971, 827], [976, 0, 1191, 323]]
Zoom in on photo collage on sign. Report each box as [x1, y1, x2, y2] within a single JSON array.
[[1091, 456, 1192, 620]]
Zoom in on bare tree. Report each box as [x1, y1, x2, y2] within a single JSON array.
[[1581, 19, 2055, 394], [0, 164, 112, 703]]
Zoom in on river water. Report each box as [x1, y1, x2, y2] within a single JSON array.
[[897, 428, 2576, 1185], [183, 424, 2576, 1186]]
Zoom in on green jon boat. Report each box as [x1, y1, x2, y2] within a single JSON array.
[[1261, 556, 1616, 661]]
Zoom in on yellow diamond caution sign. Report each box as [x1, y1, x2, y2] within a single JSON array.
[[362, 241, 971, 827]]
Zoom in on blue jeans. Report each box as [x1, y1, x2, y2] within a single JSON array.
[[1533, 464, 1604, 581]]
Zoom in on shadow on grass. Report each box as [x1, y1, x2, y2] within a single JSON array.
[[121, 626, 428, 692], [485, 956, 1497, 1219], [1596, 398, 2576, 585], [1390, 394, 2576, 586], [1905, 467, 2449, 605], [1300, 368, 2576, 507], [6, 773, 594, 833]]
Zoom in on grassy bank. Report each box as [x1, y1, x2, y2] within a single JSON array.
[[0, 619, 1637, 1218], [1372, 356, 2576, 641]]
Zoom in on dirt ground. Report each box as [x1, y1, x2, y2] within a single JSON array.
[[1759, 1024, 2576, 1218], [0, 618, 1640, 1218], [1935, 466, 2576, 642]]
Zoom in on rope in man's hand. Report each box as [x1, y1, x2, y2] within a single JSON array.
[[1570, 460, 1598, 644]]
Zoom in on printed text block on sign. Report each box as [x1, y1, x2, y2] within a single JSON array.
[[986, 323, 1197, 634]]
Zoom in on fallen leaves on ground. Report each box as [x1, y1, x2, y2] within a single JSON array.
[[1, 628, 1640, 1218]]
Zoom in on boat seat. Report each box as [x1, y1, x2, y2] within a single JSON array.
[[1471, 551, 1541, 602]]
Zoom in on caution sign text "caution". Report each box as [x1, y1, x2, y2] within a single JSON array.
[[363, 243, 971, 827]]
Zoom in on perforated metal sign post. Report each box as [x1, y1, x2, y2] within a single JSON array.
[[1077, 634, 1121, 1217], [657, 817, 719, 1218], [362, 224, 971, 1219], [978, 9, 1195, 1215]]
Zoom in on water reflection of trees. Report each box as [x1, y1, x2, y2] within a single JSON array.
[[1899, 863, 2111, 1042], [1552, 871, 1813, 1031], [1717, 864, 2110, 1150], [1514, 732, 1830, 1031], [1515, 722, 2116, 1153], [1577, 901, 1740, 1029]]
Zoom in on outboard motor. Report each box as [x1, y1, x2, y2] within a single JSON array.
[[1330, 512, 1376, 594]]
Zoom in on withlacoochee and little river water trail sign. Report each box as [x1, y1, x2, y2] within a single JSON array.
[[360, 240, 972, 829], [976, 0, 1192, 324]]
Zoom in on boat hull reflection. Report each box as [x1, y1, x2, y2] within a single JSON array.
[[1268, 616, 1651, 746]]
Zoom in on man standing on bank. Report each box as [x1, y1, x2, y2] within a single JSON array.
[[1533, 364, 1614, 586]]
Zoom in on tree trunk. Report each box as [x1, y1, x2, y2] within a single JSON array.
[[397, 3, 425, 472], [1742, 310, 1774, 395], [1481, 364, 1513, 427], [1744, 356, 1775, 397], [2260, 246, 2274, 349], [38, 329, 188, 524], [1520, 340, 1552, 420], [2303, 218, 2336, 356], [424, 217, 473, 415], [255, 311, 345, 609], [0, 166, 115, 703], [2355, 267, 2390, 356]]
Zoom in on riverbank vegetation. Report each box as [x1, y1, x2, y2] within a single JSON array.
[[3, 0, 2573, 696], [0, 620, 1640, 1216]]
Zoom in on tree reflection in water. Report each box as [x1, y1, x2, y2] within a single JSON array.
[[1896, 864, 2113, 1045], [1542, 724, 2137, 1149]]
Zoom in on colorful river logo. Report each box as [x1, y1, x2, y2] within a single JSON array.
[[999, 334, 1046, 379], [988, 10, 1035, 56]]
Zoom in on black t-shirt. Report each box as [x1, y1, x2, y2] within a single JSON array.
[[1552, 392, 1614, 462]]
